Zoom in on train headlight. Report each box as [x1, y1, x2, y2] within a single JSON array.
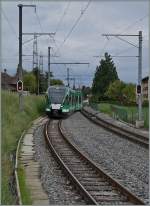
[[62, 109, 69, 112], [46, 108, 51, 111]]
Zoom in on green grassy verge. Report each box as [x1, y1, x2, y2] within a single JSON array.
[[18, 166, 32, 205], [96, 103, 149, 129], [1, 90, 46, 205]]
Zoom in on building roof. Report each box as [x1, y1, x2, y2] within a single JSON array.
[[1, 70, 19, 91], [142, 76, 149, 82], [1, 72, 18, 85]]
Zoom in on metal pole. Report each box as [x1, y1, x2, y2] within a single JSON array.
[[67, 68, 70, 87], [38, 65, 39, 95], [73, 78, 75, 89], [138, 31, 142, 121], [18, 4, 23, 111], [48, 47, 51, 87]]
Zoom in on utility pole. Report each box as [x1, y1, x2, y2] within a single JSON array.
[[33, 34, 39, 95], [33, 33, 38, 69], [18, 4, 36, 111], [67, 68, 70, 87], [138, 31, 142, 122], [18, 4, 23, 111], [49, 62, 89, 88], [102, 31, 143, 127], [22, 32, 55, 93], [73, 78, 75, 89], [48, 46, 51, 87], [39, 53, 43, 73]]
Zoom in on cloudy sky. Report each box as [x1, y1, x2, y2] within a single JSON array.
[[1, 0, 149, 87]]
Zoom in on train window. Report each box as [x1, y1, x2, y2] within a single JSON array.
[[69, 95, 72, 105], [79, 95, 81, 104], [75, 96, 78, 105], [73, 95, 75, 105], [48, 87, 66, 104], [65, 95, 69, 104]]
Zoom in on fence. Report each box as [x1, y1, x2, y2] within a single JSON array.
[[89, 102, 149, 128], [110, 105, 137, 125]]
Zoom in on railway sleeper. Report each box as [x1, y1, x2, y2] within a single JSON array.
[[85, 186, 114, 191]]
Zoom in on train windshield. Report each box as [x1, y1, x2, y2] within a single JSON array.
[[48, 87, 66, 104]]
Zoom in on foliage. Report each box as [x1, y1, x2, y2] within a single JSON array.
[[105, 80, 136, 105], [23, 72, 36, 93], [82, 86, 91, 99], [1, 90, 45, 204], [18, 167, 32, 204], [92, 52, 119, 100], [143, 100, 149, 107], [51, 79, 64, 86], [23, 68, 64, 94], [122, 83, 136, 104], [105, 80, 126, 103]]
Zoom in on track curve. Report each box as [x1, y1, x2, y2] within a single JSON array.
[[44, 119, 145, 205]]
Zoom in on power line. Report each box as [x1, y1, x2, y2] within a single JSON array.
[[35, 8, 43, 32], [55, 1, 71, 34], [99, 14, 148, 57], [120, 14, 148, 33], [114, 46, 136, 56], [2, 8, 18, 38], [55, 0, 91, 54]]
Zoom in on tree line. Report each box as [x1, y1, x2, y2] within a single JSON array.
[[89, 52, 136, 105], [22, 67, 63, 94]]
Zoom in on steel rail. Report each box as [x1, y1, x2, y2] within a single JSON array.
[[44, 119, 145, 205], [59, 121, 145, 205], [44, 120, 97, 205], [81, 109, 149, 148]]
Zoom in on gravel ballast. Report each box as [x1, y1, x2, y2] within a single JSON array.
[[33, 120, 86, 205], [62, 112, 149, 203]]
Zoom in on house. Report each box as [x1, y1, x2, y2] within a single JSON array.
[[1, 69, 19, 91], [142, 76, 149, 100]]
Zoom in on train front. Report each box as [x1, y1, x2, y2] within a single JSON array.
[[45, 86, 66, 117]]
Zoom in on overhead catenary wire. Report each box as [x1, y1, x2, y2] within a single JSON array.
[[55, 1, 71, 34], [55, 0, 91, 54], [2, 8, 18, 39], [99, 14, 148, 57], [35, 8, 43, 32]]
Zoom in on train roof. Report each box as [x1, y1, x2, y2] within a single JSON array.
[[46, 85, 82, 95]]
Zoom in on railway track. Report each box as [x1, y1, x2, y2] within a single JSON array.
[[81, 109, 149, 148], [44, 119, 145, 205]]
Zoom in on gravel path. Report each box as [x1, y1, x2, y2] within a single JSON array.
[[62, 112, 149, 204], [33, 121, 86, 205]]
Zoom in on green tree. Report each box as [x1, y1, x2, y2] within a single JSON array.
[[122, 83, 136, 104], [23, 72, 36, 93], [105, 80, 126, 103], [92, 52, 119, 100], [106, 80, 136, 105], [82, 86, 91, 99], [51, 79, 64, 85]]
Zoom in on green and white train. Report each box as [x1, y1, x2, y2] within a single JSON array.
[[45, 85, 83, 117]]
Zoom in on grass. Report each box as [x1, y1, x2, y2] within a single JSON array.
[[96, 103, 149, 129], [17, 166, 32, 205], [1, 90, 46, 205]]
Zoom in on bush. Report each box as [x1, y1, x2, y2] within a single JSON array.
[[143, 100, 149, 107]]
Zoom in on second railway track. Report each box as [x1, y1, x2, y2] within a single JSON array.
[[81, 108, 149, 148], [44, 119, 145, 205]]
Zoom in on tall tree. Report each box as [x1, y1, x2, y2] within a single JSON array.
[[92, 52, 119, 100], [50, 79, 64, 85]]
